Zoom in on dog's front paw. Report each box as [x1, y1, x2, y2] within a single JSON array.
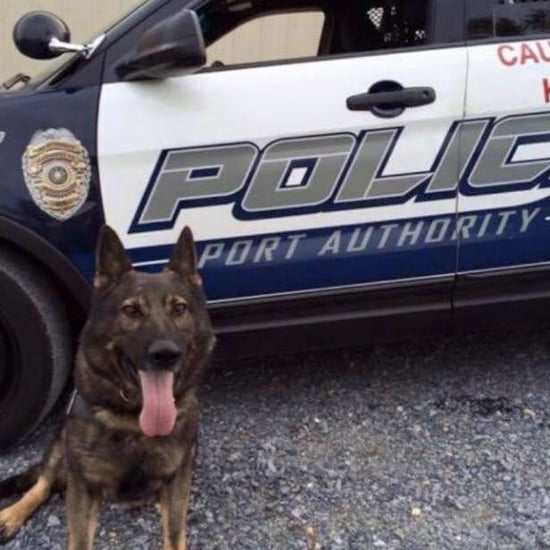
[[0, 506, 24, 544]]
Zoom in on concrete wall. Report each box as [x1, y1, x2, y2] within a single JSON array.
[[207, 12, 323, 66], [1, 2, 322, 81]]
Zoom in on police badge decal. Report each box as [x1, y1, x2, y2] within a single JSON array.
[[22, 129, 91, 221]]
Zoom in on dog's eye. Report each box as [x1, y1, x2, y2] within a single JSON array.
[[121, 304, 142, 318], [173, 302, 188, 317]]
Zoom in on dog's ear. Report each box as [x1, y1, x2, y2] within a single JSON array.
[[94, 225, 132, 290], [165, 226, 203, 288]]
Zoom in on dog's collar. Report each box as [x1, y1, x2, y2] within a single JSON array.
[[66, 389, 93, 420], [66, 387, 132, 418]]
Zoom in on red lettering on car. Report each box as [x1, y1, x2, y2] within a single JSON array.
[[520, 43, 539, 65], [543, 78, 550, 103], [536, 41, 550, 62], [497, 44, 517, 66]]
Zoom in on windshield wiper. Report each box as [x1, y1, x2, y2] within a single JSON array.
[[2, 73, 31, 90]]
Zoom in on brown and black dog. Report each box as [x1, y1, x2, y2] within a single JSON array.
[[0, 225, 215, 549]]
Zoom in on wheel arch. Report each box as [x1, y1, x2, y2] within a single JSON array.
[[0, 216, 91, 327]]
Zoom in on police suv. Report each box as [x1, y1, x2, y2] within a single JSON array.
[[0, 0, 549, 447]]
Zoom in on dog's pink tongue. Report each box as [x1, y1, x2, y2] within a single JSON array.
[[138, 371, 177, 437]]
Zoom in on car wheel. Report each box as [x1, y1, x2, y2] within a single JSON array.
[[0, 246, 72, 449]]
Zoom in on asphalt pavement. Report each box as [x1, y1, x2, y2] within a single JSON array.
[[0, 325, 549, 549]]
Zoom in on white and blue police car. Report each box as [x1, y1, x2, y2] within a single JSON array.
[[0, 0, 549, 447]]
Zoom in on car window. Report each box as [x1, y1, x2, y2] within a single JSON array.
[[207, 12, 325, 65], [198, 0, 430, 68], [466, 0, 550, 40]]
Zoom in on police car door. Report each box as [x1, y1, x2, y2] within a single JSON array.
[[457, 0, 550, 320], [97, 0, 466, 315]]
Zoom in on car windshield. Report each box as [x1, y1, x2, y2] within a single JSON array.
[[1, 0, 149, 90]]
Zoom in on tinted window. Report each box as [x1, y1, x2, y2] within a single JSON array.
[[466, 0, 550, 40], [328, 0, 429, 55], [198, 0, 430, 67]]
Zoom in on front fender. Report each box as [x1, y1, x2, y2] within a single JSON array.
[[0, 215, 91, 312]]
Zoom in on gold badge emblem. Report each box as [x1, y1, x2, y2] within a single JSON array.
[[22, 129, 91, 221]]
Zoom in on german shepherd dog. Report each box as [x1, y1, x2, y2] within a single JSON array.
[[0, 225, 214, 549]]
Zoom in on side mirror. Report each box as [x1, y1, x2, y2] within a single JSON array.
[[115, 9, 206, 81], [13, 11, 70, 60]]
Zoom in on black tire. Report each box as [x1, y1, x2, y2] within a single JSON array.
[[0, 246, 72, 450]]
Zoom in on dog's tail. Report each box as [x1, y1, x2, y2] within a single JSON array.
[[0, 465, 40, 498]]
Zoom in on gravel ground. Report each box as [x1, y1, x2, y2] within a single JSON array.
[[0, 326, 549, 549]]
